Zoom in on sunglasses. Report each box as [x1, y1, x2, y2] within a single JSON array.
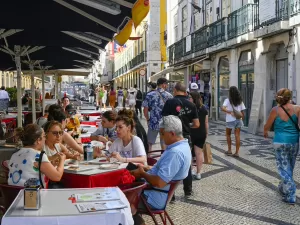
[[48, 131, 64, 136]]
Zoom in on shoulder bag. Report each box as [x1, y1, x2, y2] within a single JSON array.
[[280, 105, 300, 132], [38, 151, 45, 188], [230, 102, 243, 119]]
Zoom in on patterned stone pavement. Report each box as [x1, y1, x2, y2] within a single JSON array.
[[140, 118, 300, 225]]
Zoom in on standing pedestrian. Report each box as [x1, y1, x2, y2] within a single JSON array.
[[142, 78, 173, 152], [264, 88, 300, 204], [221, 86, 245, 157], [189, 92, 208, 180], [102, 86, 107, 110], [117, 87, 124, 108], [89, 84, 95, 105], [127, 87, 137, 110], [109, 86, 116, 110], [134, 84, 143, 118], [0, 86, 10, 112], [161, 82, 200, 197]]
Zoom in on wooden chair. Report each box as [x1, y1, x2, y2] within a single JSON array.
[[119, 182, 147, 215], [138, 180, 181, 225], [0, 183, 23, 212], [147, 157, 157, 166]]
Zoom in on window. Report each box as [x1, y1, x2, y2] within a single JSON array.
[[222, 0, 231, 18], [174, 13, 178, 42], [182, 6, 188, 37], [205, 0, 213, 25]]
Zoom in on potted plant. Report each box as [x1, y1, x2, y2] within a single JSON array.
[[6, 87, 17, 107]]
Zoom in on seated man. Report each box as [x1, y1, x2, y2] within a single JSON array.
[[131, 115, 191, 211]]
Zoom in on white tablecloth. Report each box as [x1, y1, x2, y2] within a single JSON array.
[[2, 188, 134, 225]]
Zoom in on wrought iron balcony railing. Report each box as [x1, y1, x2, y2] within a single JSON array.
[[208, 17, 227, 47], [227, 3, 259, 40], [192, 26, 208, 53]]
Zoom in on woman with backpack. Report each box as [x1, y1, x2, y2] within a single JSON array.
[[221, 86, 246, 158]]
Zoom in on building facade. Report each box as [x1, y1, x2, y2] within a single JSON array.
[[164, 0, 300, 134], [112, 0, 167, 93]]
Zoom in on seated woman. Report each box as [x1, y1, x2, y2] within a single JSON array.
[[43, 121, 81, 164], [8, 124, 65, 187], [105, 109, 147, 164], [47, 104, 83, 154], [90, 110, 117, 143]]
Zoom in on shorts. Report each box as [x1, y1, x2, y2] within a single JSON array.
[[147, 128, 159, 144], [191, 136, 206, 149], [226, 119, 243, 129]]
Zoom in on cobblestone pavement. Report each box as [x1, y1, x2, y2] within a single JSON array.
[[139, 118, 300, 225]]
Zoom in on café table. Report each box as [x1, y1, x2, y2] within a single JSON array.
[[2, 187, 134, 225], [61, 164, 134, 189]]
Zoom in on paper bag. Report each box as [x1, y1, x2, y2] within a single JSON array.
[[203, 142, 212, 164]]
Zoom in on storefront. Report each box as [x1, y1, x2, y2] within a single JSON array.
[[218, 56, 230, 122], [238, 51, 254, 127]]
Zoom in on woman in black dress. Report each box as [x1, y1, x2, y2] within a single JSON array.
[[189, 91, 208, 180]]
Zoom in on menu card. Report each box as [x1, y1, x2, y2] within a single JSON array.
[[76, 200, 127, 213], [74, 188, 120, 202]]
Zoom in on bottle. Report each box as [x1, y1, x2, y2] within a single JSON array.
[[86, 143, 93, 161]]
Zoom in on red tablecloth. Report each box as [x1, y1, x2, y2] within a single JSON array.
[[81, 121, 97, 126], [61, 169, 134, 188], [2, 118, 16, 127]]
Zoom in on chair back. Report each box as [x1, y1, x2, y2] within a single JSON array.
[[147, 157, 157, 166], [0, 183, 23, 210], [166, 180, 181, 205], [119, 182, 147, 215]]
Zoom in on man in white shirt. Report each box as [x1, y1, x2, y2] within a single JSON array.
[[0, 86, 10, 112]]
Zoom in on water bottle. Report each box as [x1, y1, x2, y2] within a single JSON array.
[[86, 143, 93, 161]]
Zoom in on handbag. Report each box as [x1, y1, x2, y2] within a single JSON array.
[[203, 142, 213, 164], [280, 105, 300, 132], [230, 103, 243, 119]]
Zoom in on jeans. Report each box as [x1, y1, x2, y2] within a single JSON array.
[[274, 143, 299, 203]]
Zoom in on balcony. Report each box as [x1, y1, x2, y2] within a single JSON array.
[[254, 0, 290, 38], [227, 3, 258, 40], [208, 18, 226, 47], [113, 51, 147, 78]]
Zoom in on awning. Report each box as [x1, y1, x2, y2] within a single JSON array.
[[149, 67, 174, 82]]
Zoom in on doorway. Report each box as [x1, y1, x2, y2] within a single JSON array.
[[239, 72, 254, 126], [276, 59, 288, 90]]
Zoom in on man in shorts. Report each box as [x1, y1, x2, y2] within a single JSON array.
[[142, 78, 173, 151]]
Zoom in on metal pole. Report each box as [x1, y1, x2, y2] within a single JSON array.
[[15, 56, 22, 127], [30, 65, 36, 123], [55, 72, 59, 99], [41, 71, 45, 115]]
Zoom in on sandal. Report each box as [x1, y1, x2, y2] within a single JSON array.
[[233, 153, 240, 158], [225, 151, 233, 156]]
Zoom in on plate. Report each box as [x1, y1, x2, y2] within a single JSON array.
[[99, 164, 119, 170]]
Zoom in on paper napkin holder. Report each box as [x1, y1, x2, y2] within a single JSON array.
[[24, 186, 41, 210]]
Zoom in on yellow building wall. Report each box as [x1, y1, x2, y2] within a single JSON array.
[[160, 0, 167, 63]]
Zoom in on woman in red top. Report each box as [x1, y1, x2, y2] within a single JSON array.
[[109, 86, 116, 110]]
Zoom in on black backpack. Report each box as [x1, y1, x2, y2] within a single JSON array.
[[136, 90, 143, 100]]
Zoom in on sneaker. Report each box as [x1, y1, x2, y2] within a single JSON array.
[[194, 173, 201, 180], [192, 170, 196, 176]]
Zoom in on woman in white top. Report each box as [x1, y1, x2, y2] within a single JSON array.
[[43, 121, 81, 165], [8, 124, 66, 187], [107, 109, 146, 164], [221, 86, 246, 158], [127, 87, 137, 109]]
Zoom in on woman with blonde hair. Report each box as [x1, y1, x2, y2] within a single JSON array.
[[8, 124, 65, 187], [264, 88, 300, 204]]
